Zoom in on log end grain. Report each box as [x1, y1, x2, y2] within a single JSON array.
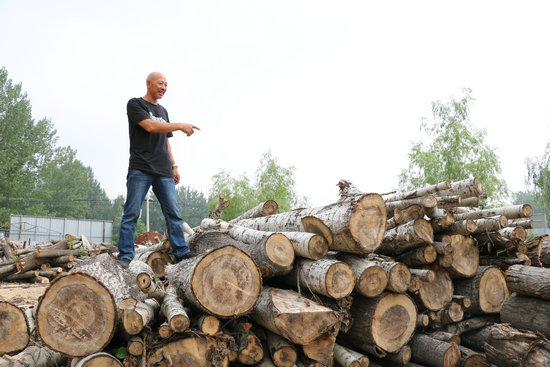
[[326, 262, 356, 299], [265, 233, 295, 267], [198, 314, 221, 335], [145, 251, 172, 278], [36, 273, 117, 356], [271, 346, 298, 367], [356, 263, 388, 297], [307, 234, 329, 260], [147, 336, 229, 367], [386, 262, 411, 293], [349, 193, 387, 252], [263, 200, 279, 216], [418, 268, 454, 311], [0, 301, 29, 354], [371, 293, 417, 353], [479, 267, 509, 313], [414, 218, 435, 244], [191, 246, 262, 318], [302, 216, 334, 247]]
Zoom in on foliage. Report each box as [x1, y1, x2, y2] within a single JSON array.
[[511, 190, 546, 213], [526, 141, 550, 212], [398, 88, 507, 204], [208, 151, 308, 221]]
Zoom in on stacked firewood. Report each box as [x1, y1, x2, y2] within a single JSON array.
[[2, 177, 550, 367]]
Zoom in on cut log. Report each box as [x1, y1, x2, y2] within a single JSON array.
[[469, 216, 508, 235], [35, 273, 118, 356], [161, 285, 190, 333], [505, 264, 550, 300], [429, 301, 464, 327], [192, 313, 221, 335], [379, 261, 411, 293], [415, 267, 454, 311], [458, 345, 490, 367], [429, 210, 456, 232], [71, 352, 123, 366], [453, 266, 509, 314], [409, 268, 435, 282], [395, 244, 437, 267], [333, 343, 370, 367], [265, 329, 298, 367], [190, 229, 293, 278], [158, 322, 174, 339], [0, 345, 67, 367], [440, 234, 479, 278], [236, 194, 387, 254], [498, 226, 527, 242], [209, 193, 230, 219], [433, 178, 484, 199], [386, 195, 437, 218], [281, 231, 329, 260], [136, 272, 165, 301], [0, 301, 29, 354], [443, 219, 477, 236], [461, 323, 550, 367], [230, 321, 264, 365], [302, 332, 336, 365], [378, 219, 434, 256], [229, 200, 279, 223], [435, 195, 462, 209], [340, 292, 417, 353], [500, 293, 550, 338], [409, 333, 461, 367], [508, 218, 534, 229], [439, 315, 499, 335], [249, 286, 339, 345], [134, 250, 172, 278], [338, 253, 388, 297], [525, 235, 544, 267], [478, 255, 526, 271], [147, 335, 231, 366], [385, 345, 412, 365], [453, 204, 533, 222], [119, 297, 160, 335], [382, 180, 451, 202], [165, 245, 262, 318], [286, 257, 355, 299], [387, 204, 424, 230]]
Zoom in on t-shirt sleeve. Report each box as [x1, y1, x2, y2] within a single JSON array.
[[127, 98, 150, 126]]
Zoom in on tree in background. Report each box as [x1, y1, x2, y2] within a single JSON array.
[[209, 151, 308, 221], [526, 141, 550, 212], [398, 88, 507, 204], [512, 190, 545, 214]]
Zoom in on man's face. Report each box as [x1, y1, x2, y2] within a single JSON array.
[[147, 73, 168, 100]]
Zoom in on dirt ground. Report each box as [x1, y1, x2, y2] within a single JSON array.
[[0, 282, 48, 307]]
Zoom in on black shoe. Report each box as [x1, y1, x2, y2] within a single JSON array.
[[117, 258, 131, 269], [174, 251, 198, 263]]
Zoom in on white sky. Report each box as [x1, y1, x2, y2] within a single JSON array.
[[1, 0, 549, 207]]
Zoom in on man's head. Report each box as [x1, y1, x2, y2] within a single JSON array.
[[145, 72, 167, 103]]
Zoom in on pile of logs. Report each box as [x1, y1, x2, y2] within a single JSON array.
[[2, 177, 550, 367]]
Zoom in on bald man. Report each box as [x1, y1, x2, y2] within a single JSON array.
[[117, 72, 200, 268]]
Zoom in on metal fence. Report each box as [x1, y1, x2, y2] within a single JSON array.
[[531, 212, 550, 236], [9, 214, 113, 245]]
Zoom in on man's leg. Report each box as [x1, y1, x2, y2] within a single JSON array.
[[152, 175, 191, 257], [118, 170, 153, 260]]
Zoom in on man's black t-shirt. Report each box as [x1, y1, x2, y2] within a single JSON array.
[[127, 97, 173, 177]]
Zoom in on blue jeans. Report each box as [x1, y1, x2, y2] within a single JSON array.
[[118, 169, 190, 260]]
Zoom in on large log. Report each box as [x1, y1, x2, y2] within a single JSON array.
[[387, 204, 425, 230], [500, 293, 550, 338], [230, 200, 279, 223], [340, 292, 417, 353], [190, 229, 293, 278], [377, 219, 434, 256], [134, 250, 172, 278], [453, 266, 509, 314], [0, 301, 30, 354], [433, 177, 484, 199], [236, 194, 387, 254], [0, 345, 67, 367], [249, 286, 339, 345], [165, 245, 262, 318], [302, 332, 336, 365], [453, 204, 533, 222], [382, 180, 451, 202], [414, 267, 453, 311], [286, 257, 355, 299], [71, 352, 123, 366], [147, 335, 232, 366], [505, 264, 550, 300], [461, 323, 550, 367], [409, 333, 461, 367], [439, 234, 479, 278], [35, 273, 118, 357], [338, 253, 388, 297]]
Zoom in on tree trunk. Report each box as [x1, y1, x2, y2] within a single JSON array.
[[382, 180, 451, 202], [229, 200, 279, 223], [333, 343, 369, 367], [265, 329, 298, 367], [415, 267, 453, 311], [71, 352, 123, 366], [192, 313, 221, 335], [0, 346, 67, 367], [35, 273, 118, 357], [386, 196, 437, 218], [443, 219, 477, 236], [0, 301, 29, 354], [339, 292, 417, 353], [229, 321, 265, 365], [147, 335, 232, 367], [433, 178, 484, 199], [118, 297, 160, 335], [458, 345, 490, 367], [453, 266, 509, 314], [469, 216, 508, 235], [161, 285, 189, 333], [282, 231, 329, 260], [478, 255, 527, 271], [395, 244, 437, 267], [136, 272, 165, 301], [165, 245, 262, 318], [286, 257, 355, 299], [134, 250, 172, 278], [454, 204, 532, 222], [249, 286, 339, 345], [127, 336, 144, 356], [302, 332, 336, 365], [387, 204, 424, 230], [439, 234, 479, 278], [190, 230, 293, 278], [385, 345, 412, 365], [236, 194, 387, 254], [505, 264, 550, 300], [440, 315, 499, 335], [435, 195, 462, 210], [378, 219, 434, 256], [461, 323, 550, 367], [500, 293, 550, 338], [409, 333, 461, 367], [378, 261, 411, 293], [337, 253, 388, 297]]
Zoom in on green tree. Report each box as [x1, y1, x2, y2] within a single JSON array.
[[0, 67, 57, 223], [526, 141, 550, 212], [209, 151, 308, 221], [511, 190, 545, 213], [398, 88, 507, 204]]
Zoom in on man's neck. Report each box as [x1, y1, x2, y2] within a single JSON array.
[[142, 95, 158, 105]]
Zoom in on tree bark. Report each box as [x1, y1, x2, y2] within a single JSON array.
[[265, 329, 298, 367], [71, 352, 123, 366], [382, 180, 451, 202], [147, 335, 232, 367], [386, 196, 437, 218], [118, 297, 160, 335], [339, 292, 417, 353], [459, 345, 490, 367], [0, 345, 67, 367], [500, 293, 550, 338], [134, 250, 172, 278], [161, 285, 189, 333], [229, 200, 279, 223], [387, 204, 424, 230], [433, 178, 484, 199], [395, 244, 437, 267], [505, 264, 550, 300], [409, 333, 461, 367], [453, 204, 533, 222], [333, 343, 369, 367], [302, 332, 336, 365], [165, 245, 262, 318], [209, 193, 230, 219], [337, 253, 388, 297], [235, 194, 387, 254], [378, 219, 434, 256], [439, 234, 479, 278], [249, 286, 338, 345], [190, 229, 293, 278], [439, 315, 499, 335], [453, 266, 509, 314]]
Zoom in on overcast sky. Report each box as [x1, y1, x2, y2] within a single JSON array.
[[1, 0, 549, 207]]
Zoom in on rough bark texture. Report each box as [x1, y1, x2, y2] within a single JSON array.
[[409, 333, 461, 367], [119, 297, 160, 335], [415, 267, 454, 311], [0, 345, 67, 367], [378, 219, 434, 256], [161, 285, 189, 333], [382, 180, 451, 202], [453, 266, 509, 315], [395, 244, 437, 267], [229, 200, 279, 223], [440, 234, 479, 278], [265, 329, 298, 367], [71, 352, 123, 366], [333, 343, 370, 367], [302, 332, 336, 365], [500, 293, 550, 338], [147, 335, 232, 367], [338, 253, 388, 297], [165, 245, 262, 318], [505, 264, 550, 300]]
